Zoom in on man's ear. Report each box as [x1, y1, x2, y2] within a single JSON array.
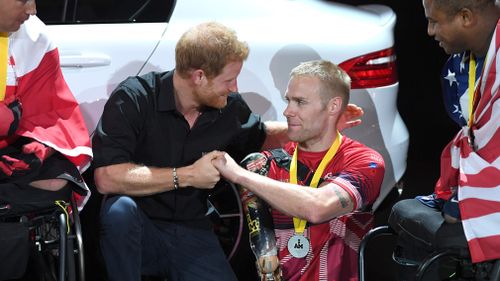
[[328, 97, 343, 116], [191, 69, 205, 86], [458, 8, 475, 28]]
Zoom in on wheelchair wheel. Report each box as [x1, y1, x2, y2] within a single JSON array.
[[70, 199, 85, 281], [206, 180, 244, 261]]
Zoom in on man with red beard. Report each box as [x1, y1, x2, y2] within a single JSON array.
[[92, 22, 288, 281], [0, 0, 92, 279]]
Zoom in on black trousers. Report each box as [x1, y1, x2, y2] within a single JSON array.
[[0, 141, 84, 280], [388, 199, 467, 281]]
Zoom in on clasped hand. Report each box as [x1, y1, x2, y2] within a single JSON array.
[[211, 152, 241, 183], [188, 151, 243, 189], [188, 151, 226, 189]]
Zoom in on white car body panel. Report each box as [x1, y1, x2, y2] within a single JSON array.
[[48, 22, 168, 129]]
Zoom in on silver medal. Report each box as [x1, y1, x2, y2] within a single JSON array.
[[287, 234, 310, 258]]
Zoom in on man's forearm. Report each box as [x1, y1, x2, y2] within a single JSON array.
[[94, 150, 223, 196], [235, 168, 354, 224], [262, 121, 289, 150], [94, 163, 179, 196]]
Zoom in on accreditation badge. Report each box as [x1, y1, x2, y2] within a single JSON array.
[[287, 234, 310, 258]]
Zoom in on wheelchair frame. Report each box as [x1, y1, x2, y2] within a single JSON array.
[[358, 225, 500, 281], [11, 197, 85, 281]]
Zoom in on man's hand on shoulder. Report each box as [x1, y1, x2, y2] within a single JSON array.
[[337, 103, 363, 131]]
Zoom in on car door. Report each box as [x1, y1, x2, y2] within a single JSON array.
[[37, 0, 175, 133]]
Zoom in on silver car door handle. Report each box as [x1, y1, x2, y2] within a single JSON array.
[[60, 53, 111, 68]]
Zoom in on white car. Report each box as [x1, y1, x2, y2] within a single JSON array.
[[38, 0, 409, 260]]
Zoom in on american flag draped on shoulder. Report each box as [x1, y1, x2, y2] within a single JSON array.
[[435, 19, 500, 263], [441, 48, 484, 128]]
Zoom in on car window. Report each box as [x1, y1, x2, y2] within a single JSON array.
[[37, 0, 175, 24]]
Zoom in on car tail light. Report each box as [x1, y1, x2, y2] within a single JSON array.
[[339, 47, 398, 89]]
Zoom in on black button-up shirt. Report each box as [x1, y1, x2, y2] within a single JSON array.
[[92, 70, 266, 228]]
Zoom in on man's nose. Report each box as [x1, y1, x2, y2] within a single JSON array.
[[283, 104, 294, 118], [228, 80, 238, 93], [26, 0, 37, 16], [427, 22, 435, 36]]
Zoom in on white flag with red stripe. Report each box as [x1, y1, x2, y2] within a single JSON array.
[[1, 16, 92, 208]]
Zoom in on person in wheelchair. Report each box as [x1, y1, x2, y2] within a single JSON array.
[[212, 60, 385, 281], [388, 0, 500, 279], [0, 0, 92, 280]]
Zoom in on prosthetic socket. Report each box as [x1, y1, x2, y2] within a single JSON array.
[[240, 153, 282, 281]]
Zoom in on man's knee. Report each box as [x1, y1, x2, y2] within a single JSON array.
[[101, 196, 140, 231], [29, 178, 68, 191], [390, 198, 439, 226]]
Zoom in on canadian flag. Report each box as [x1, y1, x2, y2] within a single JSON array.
[[1, 16, 92, 207]]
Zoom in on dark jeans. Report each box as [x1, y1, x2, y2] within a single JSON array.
[[389, 199, 467, 281], [100, 196, 237, 281]]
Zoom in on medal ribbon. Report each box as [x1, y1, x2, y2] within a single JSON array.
[[467, 53, 487, 128], [290, 131, 342, 235], [0, 32, 8, 101], [468, 54, 477, 128]]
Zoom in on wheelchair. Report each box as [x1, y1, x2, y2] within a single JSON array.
[[0, 193, 85, 281], [206, 180, 244, 261], [358, 200, 500, 281]]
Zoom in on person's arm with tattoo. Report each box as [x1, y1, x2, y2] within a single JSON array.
[[214, 152, 354, 224]]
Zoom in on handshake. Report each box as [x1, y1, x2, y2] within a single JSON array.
[[187, 151, 243, 189], [198, 152, 283, 280]]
